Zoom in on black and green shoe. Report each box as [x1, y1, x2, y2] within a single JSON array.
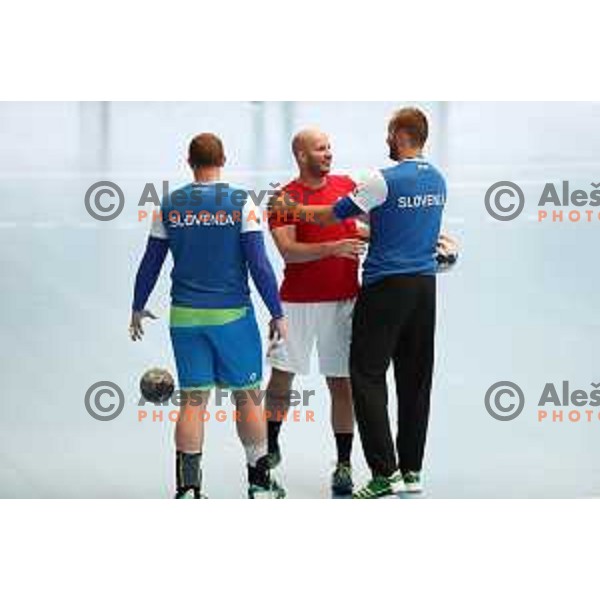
[[175, 487, 208, 499], [352, 472, 403, 499], [402, 471, 423, 493], [331, 462, 353, 496], [248, 478, 286, 499]]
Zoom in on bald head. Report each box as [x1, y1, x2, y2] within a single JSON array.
[[291, 128, 332, 178], [292, 128, 326, 158]]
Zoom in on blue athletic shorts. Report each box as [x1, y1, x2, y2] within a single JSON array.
[[169, 306, 262, 390]]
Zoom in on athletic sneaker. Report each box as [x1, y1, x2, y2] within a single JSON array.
[[402, 471, 423, 493], [353, 474, 397, 499], [389, 471, 404, 493], [175, 488, 207, 499], [266, 448, 282, 469], [331, 462, 353, 495], [248, 478, 286, 499]]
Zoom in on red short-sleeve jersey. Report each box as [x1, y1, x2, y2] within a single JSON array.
[[269, 175, 359, 303]]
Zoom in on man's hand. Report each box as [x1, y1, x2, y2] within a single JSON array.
[[437, 232, 459, 256], [269, 317, 288, 343], [129, 309, 158, 341], [355, 218, 371, 241], [329, 238, 367, 260], [436, 232, 460, 271]]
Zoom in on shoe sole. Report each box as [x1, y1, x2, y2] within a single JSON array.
[[249, 491, 286, 499], [353, 487, 396, 499], [175, 495, 208, 499], [249, 484, 287, 499]]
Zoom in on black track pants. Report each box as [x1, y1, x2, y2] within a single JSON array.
[[350, 275, 436, 477]]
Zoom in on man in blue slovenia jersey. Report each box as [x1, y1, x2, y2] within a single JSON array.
[[270, 108, 456, 499], [129, 133, 287, 499]]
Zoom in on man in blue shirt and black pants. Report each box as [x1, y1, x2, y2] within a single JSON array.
[[271, 107, 455, 498]]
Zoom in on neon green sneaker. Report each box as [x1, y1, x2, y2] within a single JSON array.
[[352, 475, 395, 499]]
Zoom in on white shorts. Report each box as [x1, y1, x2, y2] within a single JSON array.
[[268, 300, 355, 377]]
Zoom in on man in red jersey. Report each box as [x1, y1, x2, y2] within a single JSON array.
[[266, 128, 365, 495]]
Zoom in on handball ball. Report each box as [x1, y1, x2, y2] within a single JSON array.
[[140, 368, 175, 404]]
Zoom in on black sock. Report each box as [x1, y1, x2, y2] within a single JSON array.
[[176, 451, 202, 496], [267, 420, 283, 454], [335, 433, 353, 465], [248, 455, 271, 487]]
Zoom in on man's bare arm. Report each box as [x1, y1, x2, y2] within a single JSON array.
[[271, 225, 365, 263]]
